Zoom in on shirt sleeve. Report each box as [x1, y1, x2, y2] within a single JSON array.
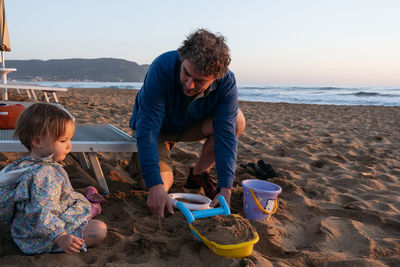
[[135, 61, 168, 188], [213, 74, 239, 189]]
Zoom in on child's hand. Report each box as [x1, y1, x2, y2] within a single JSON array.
[[54, 232, 84, 254]]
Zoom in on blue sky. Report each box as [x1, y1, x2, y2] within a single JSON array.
[[4, 0, 400, 86]]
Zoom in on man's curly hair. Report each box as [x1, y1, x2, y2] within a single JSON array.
[[178, 29, 231, 79]]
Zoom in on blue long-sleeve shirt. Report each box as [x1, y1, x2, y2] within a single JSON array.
[[130, 51, 238, 189]]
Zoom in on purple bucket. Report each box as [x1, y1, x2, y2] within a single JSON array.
[[241, 179, 282, 221]]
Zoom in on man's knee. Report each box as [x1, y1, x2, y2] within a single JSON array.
[[202, 108, 246, 138], [236, 108, 245, 137]]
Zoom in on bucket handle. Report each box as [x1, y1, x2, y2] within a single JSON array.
[[250, 188, 278, 215]]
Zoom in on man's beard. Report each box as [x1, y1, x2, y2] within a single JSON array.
[[182, 84, 203, 96], [183, 88, 200, 96]]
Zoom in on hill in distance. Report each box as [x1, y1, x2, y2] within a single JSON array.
[[6, 58, 150, 82]]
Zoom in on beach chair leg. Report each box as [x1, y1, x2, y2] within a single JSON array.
[[52, 92, 59, 103], [30, 89, 37, 100], [76, 152, 91, 170], [87, 152, 110, 194], [43, 92, 50, 102], [1, 88, 7, 100], [1, 71, 8, 100], [25, 89, 31, 98]]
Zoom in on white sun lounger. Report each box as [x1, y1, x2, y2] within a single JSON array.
[[0, 83, 67, 103], [0, 124, 137, 193]]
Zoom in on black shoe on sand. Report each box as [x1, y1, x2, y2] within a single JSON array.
[[184, 168, 218, 199], [257, 160, 279, 179], [241, 160, 279, 180]]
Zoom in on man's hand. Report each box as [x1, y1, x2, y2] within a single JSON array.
[[54, 232, 84, 254], [210, 187, 231, 207], [147, 184, 174, 218]]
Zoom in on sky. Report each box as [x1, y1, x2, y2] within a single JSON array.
[[4, 0, 400, 86]]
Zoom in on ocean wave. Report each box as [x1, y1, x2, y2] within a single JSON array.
[[293, 86, 346, 91], [352, 92, 398, 97], [238, 86, 356, 92], [238, 86, 277, 90], [99, 85, 142, 89]]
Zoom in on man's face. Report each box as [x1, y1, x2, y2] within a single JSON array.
[[180, 60, 216, 97]]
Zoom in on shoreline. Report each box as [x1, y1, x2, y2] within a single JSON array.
[[8, 84, 400, 107]]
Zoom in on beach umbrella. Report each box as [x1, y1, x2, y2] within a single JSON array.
[[0, 0, 11, 68]]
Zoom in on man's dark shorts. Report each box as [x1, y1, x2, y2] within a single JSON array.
[[128, 120, 207, 178]]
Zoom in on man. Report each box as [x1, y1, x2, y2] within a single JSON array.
[[129, 29, 245, 217]]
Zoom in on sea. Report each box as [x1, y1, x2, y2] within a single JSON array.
[[23, 81, 400, 107]]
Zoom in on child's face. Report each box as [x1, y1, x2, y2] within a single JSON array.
[[31, 121, 75, 161]]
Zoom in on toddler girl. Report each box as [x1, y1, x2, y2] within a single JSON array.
[[0, 103, 107, 255]]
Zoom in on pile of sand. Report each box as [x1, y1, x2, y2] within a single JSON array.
[[191, 214, 257, 245]]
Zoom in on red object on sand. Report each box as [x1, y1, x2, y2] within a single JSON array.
[[0, 104, 25, 129]]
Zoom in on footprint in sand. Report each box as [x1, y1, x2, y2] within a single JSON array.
[[316, 217, 372, 257]]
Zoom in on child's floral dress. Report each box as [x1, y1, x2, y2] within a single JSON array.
[[0, 155, 91, 254]]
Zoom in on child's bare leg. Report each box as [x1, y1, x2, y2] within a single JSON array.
[[83, 219, 107, 247]]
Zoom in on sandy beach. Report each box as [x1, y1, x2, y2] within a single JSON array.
[[1, 88, 399, 266]]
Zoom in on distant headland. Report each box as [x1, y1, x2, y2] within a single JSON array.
[[6, 58, 150, 82]]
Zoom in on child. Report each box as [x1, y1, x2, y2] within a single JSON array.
[[0, 103, 107, 255]]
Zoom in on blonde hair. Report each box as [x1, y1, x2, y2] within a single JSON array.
[[14, 103, 74, 151]]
